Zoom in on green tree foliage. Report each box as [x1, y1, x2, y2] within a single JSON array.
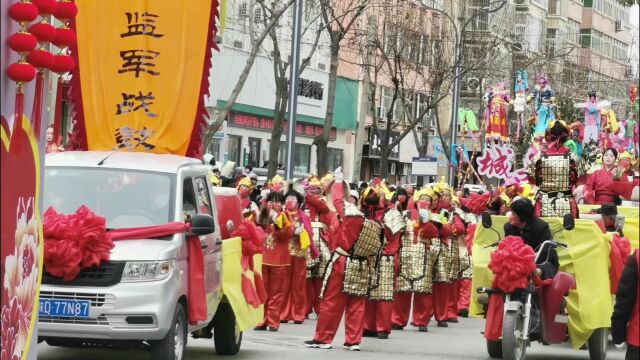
[[555, 94, 578, 121]]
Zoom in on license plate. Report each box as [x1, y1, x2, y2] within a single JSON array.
[[39, 299, 91, 318]]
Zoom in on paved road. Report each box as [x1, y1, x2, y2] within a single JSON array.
[[38, 315, 626, 360]]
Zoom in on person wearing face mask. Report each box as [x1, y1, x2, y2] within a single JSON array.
[[237, 177, 260, 223], [304, 180, 377, 351], [270, 175, 286, 194], [255, 192, 292, 331], [280, 186, 316, 324], [392, 188, 441, 332], [394, 188, 410, 213], [445, 194, 474, 322], [304, 176, 339, 318], [529, 120, 580, 217], [362, 186, 406, 340], [429, 184, 462, 328], [584, 147, 639, 205]]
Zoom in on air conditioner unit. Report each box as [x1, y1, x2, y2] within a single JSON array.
[[626, 67, 634, 77], [467, 76, 481, 91], [615, 20, 623, 32], [376, 106, 387, 119]]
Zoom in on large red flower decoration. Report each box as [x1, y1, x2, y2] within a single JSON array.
[[43, 206, 114, 280], [488, 235, 536, 293]]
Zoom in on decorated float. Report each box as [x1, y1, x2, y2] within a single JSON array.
[[451, 72, 639, 358]]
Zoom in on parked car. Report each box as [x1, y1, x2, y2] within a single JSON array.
[[40, 151, 242, 359]]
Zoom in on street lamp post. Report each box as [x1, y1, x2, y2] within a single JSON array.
[[285, 0, 303, 181], [448, 33, 462, 187]]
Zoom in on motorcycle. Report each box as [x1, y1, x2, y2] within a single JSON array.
[[476, 212, 608, 360]]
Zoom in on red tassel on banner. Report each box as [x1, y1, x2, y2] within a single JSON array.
[[52, 76, 64, 144], [14, 87, 25, 131], [31, 71, 45, 137]]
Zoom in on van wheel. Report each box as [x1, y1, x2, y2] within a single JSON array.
[[150, 303, 187, 360], [587, 328, 608, 360], [214, 302, 242, 355]]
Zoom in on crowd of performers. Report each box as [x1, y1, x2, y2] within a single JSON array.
[[213, 168, 477, 350]]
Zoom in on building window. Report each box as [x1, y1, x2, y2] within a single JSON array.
[[467, 0, 490, 31], [248, 137, 261, 167], [568, 19, 580, 44], [546, 28, 558, 57], [254, 6, 262, 22], [207, 138, 222, 164], [294, 144, 311, 173], [227, 135, 242, 166], [239, 1, 248, 17], [548, 0, 560, 15], [327, 148, 343, 170]]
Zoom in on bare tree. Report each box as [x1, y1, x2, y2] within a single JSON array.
[[315, 0, 370, 175], [203, 0, 294, 152], [342, 1, 507, 179], [262, 0, 324, 178]]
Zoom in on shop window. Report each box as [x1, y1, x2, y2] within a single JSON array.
[[227, 135, 242, 166], [327, 148, 343, 170], [294, 144, 311, 173], [248, 137, 261, 167]]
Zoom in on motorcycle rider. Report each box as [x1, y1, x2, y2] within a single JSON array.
[[503, 198, 558, 279]]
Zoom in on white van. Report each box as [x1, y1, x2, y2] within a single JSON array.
[[40, 151, 242, 360]]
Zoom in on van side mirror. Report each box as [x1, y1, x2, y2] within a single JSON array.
[[191, 214, 216, 235], [563, 213, 575, 231], [481, 212, 492, 229]]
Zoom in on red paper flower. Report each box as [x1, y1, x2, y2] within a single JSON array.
[[69, 206, 114, 268], [488, 235, 536, 293], [44, 239, 82, 281], [464, 192, 492, 215], [43, 206, 69, 239]]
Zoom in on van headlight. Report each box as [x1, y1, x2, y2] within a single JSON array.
[[122, 260, 173, 282]]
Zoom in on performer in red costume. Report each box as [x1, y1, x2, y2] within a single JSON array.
[[362, 187, 406, 339], [305, 178, 379, 351], [238, 177, 260, 223], [529, 120, 580, 218], [304, 176, 333, 318], [447, 196, 475, 321], [584, 147, 639, 205], [280, 187, 314, 324], [392, 188, 440, 332], [430, 183, 463, 328], [255, 192, 292, 331]]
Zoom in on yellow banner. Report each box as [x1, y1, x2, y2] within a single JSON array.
[[74, 0, 216, 156], [471, 216, 614, 349]]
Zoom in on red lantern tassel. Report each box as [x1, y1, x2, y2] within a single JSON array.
[[14, 86, 25, 131], [32, 71, 45, 138], [53, 76, 64, 145]]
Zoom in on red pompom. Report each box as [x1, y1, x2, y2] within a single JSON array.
[[8, 32, 38, 53], [50, 54, 75, 74], [51, 27, 76, 48], [27, 49, 55, 69], [32, 0, 58, 16], [9, 1, 39, 22], [7, 62, 37, 83], [54, 0, 78, 20], [29, 21, 57, 43]]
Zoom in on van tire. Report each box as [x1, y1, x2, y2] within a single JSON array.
[[214, 302, 242, 355], [150, 303, 187, 360]]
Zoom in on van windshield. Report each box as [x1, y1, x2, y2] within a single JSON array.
[[44, 167, 174, 230]]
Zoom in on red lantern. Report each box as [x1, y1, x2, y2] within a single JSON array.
[[9, 1, 39, 23], [29, 21, 57, 43], [7, 62, 37, 83], [32, 0, 58, 16], [51, 27, 76, 48], [8, 32, 38, 53], [54, 0, 78, 21], [27, 49, 55, 69], [50, 54, 75, 74]]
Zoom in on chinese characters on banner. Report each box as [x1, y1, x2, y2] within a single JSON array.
[[477, 143, 535, 182], [72, 0, 218, 156]]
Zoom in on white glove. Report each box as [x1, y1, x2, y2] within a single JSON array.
[[419, 209, 430, 222], [295, 226, 303, 235], [614, 342, 626, 350], [334, 167, 344, 182]]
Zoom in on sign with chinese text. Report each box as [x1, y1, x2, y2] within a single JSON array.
[[229, 112, 337, 141], [72, 0, 218, 157], [412, 157, 438, 176], [477, 143, 535, 182]]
